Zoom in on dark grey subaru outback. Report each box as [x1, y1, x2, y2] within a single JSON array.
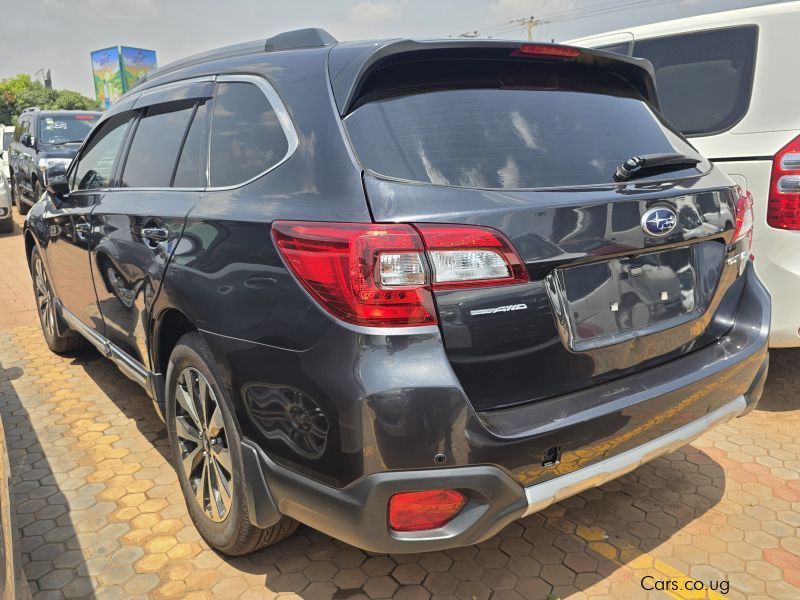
[[24, 28, 769, 555]]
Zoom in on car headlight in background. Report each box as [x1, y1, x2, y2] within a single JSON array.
[[38, 158, 71, 184]]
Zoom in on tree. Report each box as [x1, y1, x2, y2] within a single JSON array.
[[0, 74, 99, 125]]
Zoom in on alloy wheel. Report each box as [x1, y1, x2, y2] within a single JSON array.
[[175, 367, 233, 523], [34, 256, 56, 338]]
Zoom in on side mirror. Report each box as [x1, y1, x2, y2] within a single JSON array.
[[46, 164, 69, 199], [0, 151, 3, 160], [20, 134, 32, 148]]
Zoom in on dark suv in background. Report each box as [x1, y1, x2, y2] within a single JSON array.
[[24, 29, 769, 556], [8, 107, 99, 214]]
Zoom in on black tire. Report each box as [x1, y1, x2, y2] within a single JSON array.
[[0, 218, 12, 234], [166, 332, 297, 555], [30, 246, 85, 353], [15, 179, 30, 216]]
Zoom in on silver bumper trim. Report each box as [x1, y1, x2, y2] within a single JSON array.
[[523, 395, 746, 516]]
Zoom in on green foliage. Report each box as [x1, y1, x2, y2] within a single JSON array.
[[0, 74, 99, 125]]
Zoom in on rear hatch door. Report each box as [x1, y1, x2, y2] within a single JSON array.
[[339, 43, 740, 410]]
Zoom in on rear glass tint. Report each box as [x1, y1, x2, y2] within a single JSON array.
[[344, 60, 702, 190], [629, 26, 757, 136]]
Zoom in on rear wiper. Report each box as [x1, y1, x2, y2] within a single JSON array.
[[614, 153, 701, 182]]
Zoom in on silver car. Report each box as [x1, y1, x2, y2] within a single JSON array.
[[0, 172, 13, 234]]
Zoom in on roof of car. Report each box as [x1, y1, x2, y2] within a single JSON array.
[[565, 0, 800, 44], [19, 108, 101, 119], [129, 28, 659, 114]]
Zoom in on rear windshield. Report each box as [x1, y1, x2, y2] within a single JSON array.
[[344, 60, 703, 190], [601, 26, 757, 136], [38, 114, 99, 145]]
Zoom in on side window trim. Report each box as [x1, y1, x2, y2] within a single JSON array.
[[208, 74, 299, 191]]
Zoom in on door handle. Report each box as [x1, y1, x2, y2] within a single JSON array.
[[141, 227, 169, 243]]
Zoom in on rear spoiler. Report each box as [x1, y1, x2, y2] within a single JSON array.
[[328, 39, 659, 116]]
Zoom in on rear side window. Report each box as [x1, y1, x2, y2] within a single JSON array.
[[120, 101, 196, 188], [209, 82, 289, 187], [631, 27, 757, 136], [345, 60, 702, 190], [73, 113, 134, 191]]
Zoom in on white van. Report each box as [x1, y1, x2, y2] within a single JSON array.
[[566, 1, 800, 347]]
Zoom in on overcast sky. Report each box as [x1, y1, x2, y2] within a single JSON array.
[[2, 0, 790, 98]]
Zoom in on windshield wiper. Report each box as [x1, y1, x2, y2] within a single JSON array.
[[614, 153, 701, 182]]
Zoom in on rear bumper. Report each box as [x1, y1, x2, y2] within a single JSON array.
[[227, 264, 770, 552], [243, 388, 760, 553]]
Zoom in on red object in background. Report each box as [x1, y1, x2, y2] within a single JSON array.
[[768, 134, 800, 230]]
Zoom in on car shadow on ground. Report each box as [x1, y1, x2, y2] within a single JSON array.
[[755, 349, 800, 413], [0, 359, 96, 599], [65, 343, 733, 599]]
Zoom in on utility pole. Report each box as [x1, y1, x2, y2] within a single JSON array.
[[510, 16, 537, 41]]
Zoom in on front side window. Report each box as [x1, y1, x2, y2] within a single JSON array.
[[120, 101, 196, 188], [209, 82, 289, 187], [72, 113, 134, 191], [631, 27, 757, 135], [38, 114, 99, 146]]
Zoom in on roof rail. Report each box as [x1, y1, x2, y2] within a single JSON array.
[[133, 28, 338, 89]]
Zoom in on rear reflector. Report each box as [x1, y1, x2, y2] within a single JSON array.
[[272, 222, 528, 327], [512, 44, 581, 58], [768, 134, 800, 230], [388, 490, 467, 532]]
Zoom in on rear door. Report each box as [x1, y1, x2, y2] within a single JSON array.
[[343, 52, 740, 410], [90, 80, 212, 372]]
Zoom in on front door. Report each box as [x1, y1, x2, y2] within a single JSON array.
[[45, 112, 135, 332], [91, 81, 212, 371]]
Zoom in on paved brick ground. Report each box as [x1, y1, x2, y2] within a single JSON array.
[[1, 211, 800, 599]]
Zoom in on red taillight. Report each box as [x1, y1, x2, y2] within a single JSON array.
[[732, 188, 754, 248], [388, 490, 467, 532], [271, 222, 436, 327], [75, 115, 97, 120], [512, 44, 581, 58], [415, 224, 528, 290], [272, 222, 528, 327], [768, 134, 800, 230]]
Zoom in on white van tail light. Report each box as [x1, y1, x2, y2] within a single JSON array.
[[271, 222, 528, 327], [768, 134, 800, 230]]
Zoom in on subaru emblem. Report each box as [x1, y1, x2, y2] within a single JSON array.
[[641, 206, 678, 237]]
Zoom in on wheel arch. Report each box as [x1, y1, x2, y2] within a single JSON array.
[[153, 307, 198, 377]]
